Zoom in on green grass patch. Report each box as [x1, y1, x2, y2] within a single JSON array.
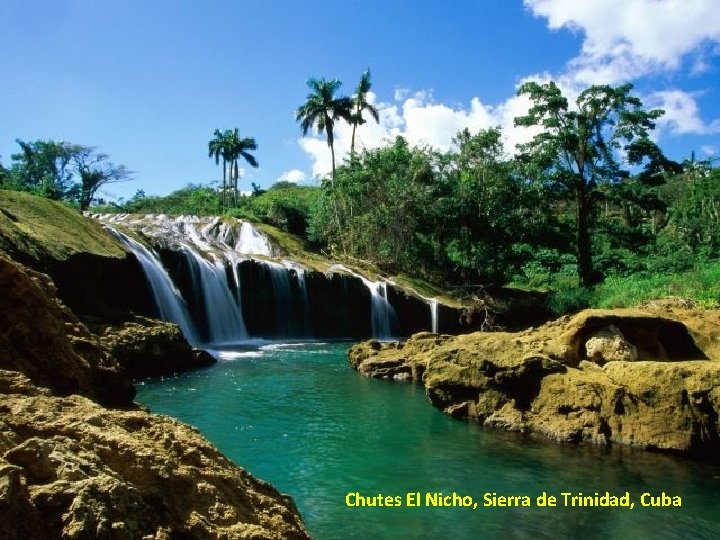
[[546, 261, 720, 314], [592, 263, 720, 309], [0, 191, 126, 263]]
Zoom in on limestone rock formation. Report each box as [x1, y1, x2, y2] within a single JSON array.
[[0, 370, 310, 540], [0, 254, 134, 407], [349, 309, 720, 458], [0, 254, 310, 538], [90, 316, 216, 379], [584, 324, 638, 364]]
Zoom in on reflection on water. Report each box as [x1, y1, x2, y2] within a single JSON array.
[[136, 342, 720, 540]]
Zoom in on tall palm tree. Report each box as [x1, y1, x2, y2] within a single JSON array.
[[295, 77, 353, 184], [350, 69, 380, 158], [225, 128, 259, 206], [208, 129, 231, 209]]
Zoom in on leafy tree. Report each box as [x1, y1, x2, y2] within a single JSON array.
[[295, 77, 353, 182], [7, 139, 130, 208], [119, 184, 221, 215], [661, 160, 720, 259], [208, 129, 258, 208], [72, 148, 132, 210], [296, 77, 353, 254], [350, 69, 379, 158], [514, 82, 666, 285], [10, 139, 84, 199]]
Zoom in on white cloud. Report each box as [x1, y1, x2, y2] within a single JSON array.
[[650, 90, 720, 135], [298, 86, 568, 178], [297, 1, 720, 177], [701, 145, 717, 156], [277, 169, 307, 184], [524, 0, 720, 84]]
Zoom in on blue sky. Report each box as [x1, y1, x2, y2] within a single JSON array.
[[1, 0, 719, 201]]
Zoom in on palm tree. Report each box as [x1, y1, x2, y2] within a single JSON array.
[[208, 129, 231, 209], [225, 128, 259, 206], [350, 69, 380, 158], [295, 77, 353, 184]]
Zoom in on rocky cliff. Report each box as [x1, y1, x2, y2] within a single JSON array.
[[349, 309, 720, 459], [0, 370, 309, 540], [0, 191, 154, 319], [0, 254, 310, 538]]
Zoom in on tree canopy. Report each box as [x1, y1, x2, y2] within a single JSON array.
[[514, 81, 668, 285]]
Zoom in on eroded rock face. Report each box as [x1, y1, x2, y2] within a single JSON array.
[[585, 324, 638, 364], [349, 309, 720, 458], [89, 316, 215, 379], [0, 254, 134, 407], [0, 256, 311, 538], [0, 370, 310, 540]]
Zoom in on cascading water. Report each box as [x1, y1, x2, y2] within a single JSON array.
[[294, 267, 312, 335], [371, 281, 394, 338], [93, 214, 428, 340], [105, 227, 200, 345], [237, 222, 272, 256], [181, 248, 248, 344], [265, 261, 293, 336], [327, 264, 397, 339], [430, 298, 439, 333]]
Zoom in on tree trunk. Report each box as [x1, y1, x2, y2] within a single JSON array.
[[575, 181, 595, 286], [330, 142, 336, 187], [221, 160, 227, 210], [350, 121, 357, 159], [233, 160, 238, 207], [328, 139, 347, 256]]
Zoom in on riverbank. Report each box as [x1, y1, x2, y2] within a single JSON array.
[[349, 306, 720, 459], [0, 253, 311, 538]]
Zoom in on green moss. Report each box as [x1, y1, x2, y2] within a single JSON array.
[[0, 191, 126, 264]]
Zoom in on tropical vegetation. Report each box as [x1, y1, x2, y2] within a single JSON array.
[[3, 75, 719, 313]]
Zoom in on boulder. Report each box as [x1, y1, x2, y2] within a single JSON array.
[[90, 316, 215, 379], [585, 324, 638, 364]]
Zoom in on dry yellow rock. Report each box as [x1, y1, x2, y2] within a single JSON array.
[[349, 309, 720, 458], [0, 370, 310, 540]]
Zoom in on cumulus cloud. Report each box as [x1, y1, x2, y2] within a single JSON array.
[[298, 89, 547, 178], [524, 0, 720, 84], [277, 169, 307, 184], [650, 90, 720, 135], [298, 1, 720, 177], [700, 145, 717, 156]]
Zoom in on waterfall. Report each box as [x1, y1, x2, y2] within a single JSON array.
[[94, 214, 431, 340], [370, 281, 394, 339], [237, 222, 272, 256], [181, 248, 248, 344], [327, 264, 397, 339], [294, 267, 312, 336], [266, 262, 293, 336], [105, 227, 200, 345], [430, 299, 439, 333]]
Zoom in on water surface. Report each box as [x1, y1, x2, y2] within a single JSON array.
[[136, 342, 720, 539]]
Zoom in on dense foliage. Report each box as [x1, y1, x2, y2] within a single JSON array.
[[0, 139, 131, 210], [3, 80, 719, 311]]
